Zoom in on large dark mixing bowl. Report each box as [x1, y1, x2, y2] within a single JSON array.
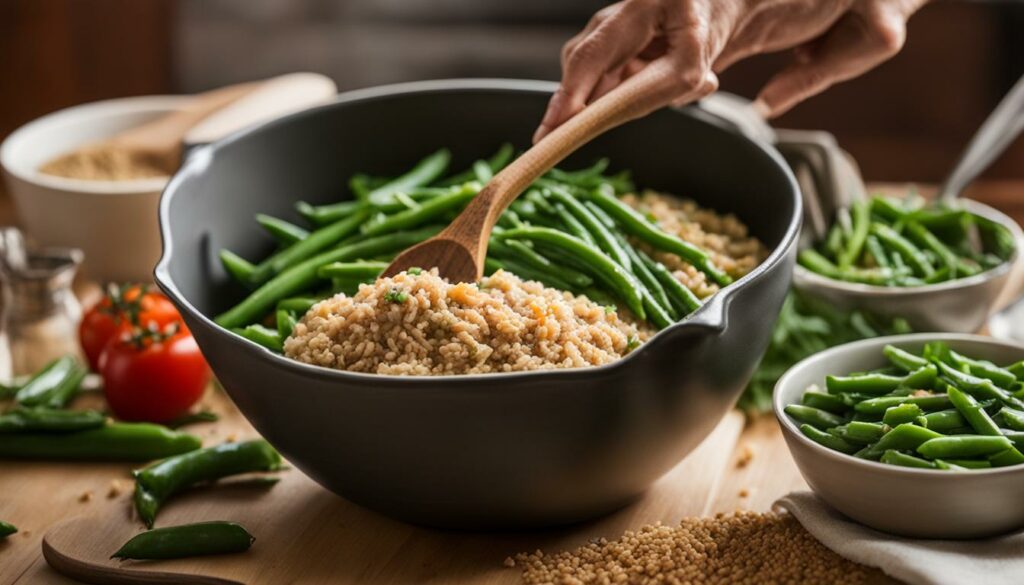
[[155, 80, 801, 529]]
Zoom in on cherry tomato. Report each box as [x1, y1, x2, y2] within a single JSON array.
[[100, 329, 210, 423], [79, 285, 182, 371]]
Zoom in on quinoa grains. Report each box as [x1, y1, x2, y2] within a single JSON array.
[[284, 269, 651, 375], [513, 511, 886, 585]]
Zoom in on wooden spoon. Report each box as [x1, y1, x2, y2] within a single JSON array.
[[40, 82, 257, 180], [383, 59, 685, 283]]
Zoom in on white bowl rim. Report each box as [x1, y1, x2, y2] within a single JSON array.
[[773, 332, 1024, 478], [0, 95, 191, 195], [793, 199, 1022, 295]]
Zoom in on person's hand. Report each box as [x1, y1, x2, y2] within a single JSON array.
[[534, 0, 927, 142]]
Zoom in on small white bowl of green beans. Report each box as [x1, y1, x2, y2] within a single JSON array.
[[774, 333, 1024, 539]]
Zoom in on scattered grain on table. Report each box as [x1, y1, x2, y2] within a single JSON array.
[[512, 511, 886, 585], [735, 445, 755, 469], [78, 491, 92, 503]]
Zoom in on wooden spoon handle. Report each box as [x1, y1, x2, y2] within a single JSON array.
[[450, 58, 682, 243]]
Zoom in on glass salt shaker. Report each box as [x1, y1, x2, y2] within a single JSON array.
[[0, 227, 84, 379]]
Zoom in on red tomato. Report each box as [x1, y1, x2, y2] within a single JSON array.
[[100, 329, 210, 423], [79, 285, 182, 371]]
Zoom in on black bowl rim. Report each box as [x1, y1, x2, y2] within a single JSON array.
[[154, 78, 802, 385]]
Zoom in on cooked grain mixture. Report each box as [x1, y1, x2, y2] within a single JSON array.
[[284, 269, 651, 375], [623, 191, 766, 299], [511, 511, 888, 585]]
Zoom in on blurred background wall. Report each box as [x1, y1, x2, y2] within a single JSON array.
[[2, 0, 1022, 183]]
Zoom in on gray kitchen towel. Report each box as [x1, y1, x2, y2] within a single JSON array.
[[774, 492, 1024, 585]]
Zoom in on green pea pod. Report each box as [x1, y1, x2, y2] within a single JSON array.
[[134, 439, 282, 528], [112, 521, 254, 560], [784, 405, 845, 430], [989, 447, 1024, 467], [0, 423, 201, 461], [799, 424, 858, 454], [0, 408, 106, 433], [215, 225, 445, 329], [256, 214, 309, 246], [0, 521, 16, 538], [801, 390, 847, 414], [880, 450, 935, 469], [15, 356, 87, 409], [864, 423, 943, 457], [587, 185, 730, 286], [998, 407, 1024, 431], [917, 435, 1013, 459], [922, 409, 968, 433]]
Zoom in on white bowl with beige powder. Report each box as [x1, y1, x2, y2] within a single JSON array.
[[1, 96, 189, 282]]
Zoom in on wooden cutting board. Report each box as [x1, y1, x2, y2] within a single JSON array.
[[23, 399, 779, 585]]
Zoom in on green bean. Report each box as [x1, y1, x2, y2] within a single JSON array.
[[947, 386, 1002, 436], [883, 345, 928, 372], [134, 439, 282, 528], [296, 200, 363, 226], [0, 382, 19, 400], [998, 407, 1024, 431], [112, 521, 254, 560], [799, 249, 901, 285], [0, 408, 106, 433], [989, 447, 1024, 467], [503, 239, 593, 288], [881, 450, 936, 469], [639, 288, 673, 329], [917, 435, 1013, 459], [865, 235, 891, 269], [436, 144, 513, 187], [0, 423, 201, 461], [618, 239, 674, 319], [316, 261, 387, 280], [841, 421, 887, 444], [801, 390, 847, 414], [937, 362, 1024, 410], [826, 364, 935, 395], [366, 149, 450, 207], [166, 411, 219, 429], [546, 187, 632, 269], [923, 409, 968, 433], [838, 200, 870, 269], [15, 356, 87, 409], [545, 158, 610, 187], [0, 521, 16, 538], [784, 405, 845, 430], [882, 403, 926, 426], [497, 227, 645, 318], [945, 458, 992, 469], [473, 160, 493, 183], [870, 222, 935, 278], [946, 350, 1017, 388], [854, 393, 951, 414], [824, 224, 845, 258], [587, 186, 730, 286], [642, 252, 702, 315], [870, 196, 908, 222], [493, 256, 578, 292], [219, 250, 256, 287], [799, 424, 858, 454], [552, 202, 596, 245], [905, 221, 960, 277], [276, 310, 297, 339], [864, 423, 943, 457], [256, 214, 309, 246], [276, 297, 320, 314], [1002, 431, 1024, 450], [361, 183, 478, 236], [250, 207, 371, 284], [215, 225, 444, 329], [1009, 360, 1024, 382], [233, 324, 283, 352]]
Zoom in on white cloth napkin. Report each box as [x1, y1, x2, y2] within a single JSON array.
[[774, 491, 1024, 585]]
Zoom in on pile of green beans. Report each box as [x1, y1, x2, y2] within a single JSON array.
[[800, 195, 1015, 287], [216, 146, 731, 352], [740, 291, 913, 413], [785, 342, 1024, 470]]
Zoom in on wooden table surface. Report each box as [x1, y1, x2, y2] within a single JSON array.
[[0, 181, 1021, 584]]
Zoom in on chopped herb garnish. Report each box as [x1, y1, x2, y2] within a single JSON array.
[[407, 267, 423, 275], [626, 335, 640, 352], [604, 305, 616, 314], [384, 287, 409, 303]]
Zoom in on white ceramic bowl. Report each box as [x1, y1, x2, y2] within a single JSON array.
[[774, 333, 1024, 538], [1, 96, 188, 282], [793, 200, 1023, 333]]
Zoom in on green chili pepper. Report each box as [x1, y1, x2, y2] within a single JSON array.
[[134, 439, 282, 528], [799, 424, 858, 454], [256, 214, 309, 246], [0, 408, 106, 433], [112, 521, 254, 560], [947, 386, 1002, 436], [249, 207, 371, 284], [0, 423, 201, 461], [215, 225, 444, 329], [15, 356, 87, 409], [916, 435, 1013, 459], [881, 450, 936, 469], [497, 227, 646, 319], [0, 521, 16, 538], [784, 405, 845, 430], [587, 185, 730, 286]]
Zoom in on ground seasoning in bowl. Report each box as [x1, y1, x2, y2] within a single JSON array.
[[284, 269, 652, 375], [510, 511, 888, 585]]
